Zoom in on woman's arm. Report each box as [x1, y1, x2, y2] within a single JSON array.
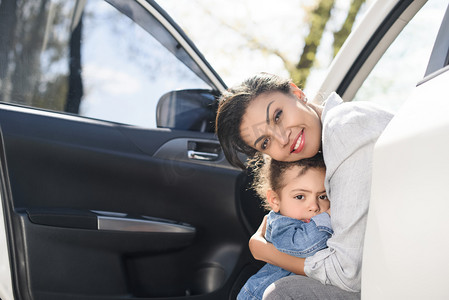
[[249, 216, 306, 275]]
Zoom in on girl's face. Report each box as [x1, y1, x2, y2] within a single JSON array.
[[268, 167, 329, 222], [239, 89, 322, 162]]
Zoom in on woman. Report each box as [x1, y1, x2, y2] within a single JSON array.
[[215, 73, 393, 299]]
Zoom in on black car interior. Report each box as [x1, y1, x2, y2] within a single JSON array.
[[0, 104, 265, 299]]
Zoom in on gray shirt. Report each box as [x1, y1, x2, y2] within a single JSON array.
[[304, 93, 393, 292]]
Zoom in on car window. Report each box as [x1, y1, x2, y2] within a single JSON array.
[[352, 0, 447, 112], [0, 0, 211, 129]]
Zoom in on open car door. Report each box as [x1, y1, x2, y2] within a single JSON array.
[[0, 0, 265, 299]]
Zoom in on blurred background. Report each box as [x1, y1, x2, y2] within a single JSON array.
[[157, 0, 374, 94], [0, 0, 445, 128]]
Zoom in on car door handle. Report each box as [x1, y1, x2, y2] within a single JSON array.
[[187, 150, 219, 161], [187, 141, 221, 161], [96, 214, 195, 234], [27, 208, 195, 234]]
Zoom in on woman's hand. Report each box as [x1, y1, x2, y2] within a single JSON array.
[[249, 215, 306, 275], [249, 215, 269, 261]]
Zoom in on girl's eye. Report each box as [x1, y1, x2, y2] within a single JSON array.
[[274, 110, 282, 123], [261, 138, 270, 150], [295, 195, 304, 200], [319, 195, 329, 201]]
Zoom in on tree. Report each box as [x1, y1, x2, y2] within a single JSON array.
[[195, 0, 367, 88], [9, 0, 50, 106], [0, 0, 18, 88], [291, 0, 335, 87], [0, 0, 75, 110], [65, 14, 84, 114], [333, 0, 367, 57], [288, 0, 367, 87]]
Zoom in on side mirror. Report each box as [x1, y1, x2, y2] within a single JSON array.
[[156, 89, 219, 132]]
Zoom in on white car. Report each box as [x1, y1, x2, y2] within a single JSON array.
[[321, 1, 449, 299], [0, 0, 447, 299]]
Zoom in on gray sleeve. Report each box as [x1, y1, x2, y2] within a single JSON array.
[[304, 99, 393, 292]]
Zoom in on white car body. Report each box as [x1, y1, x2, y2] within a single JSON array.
[[317, 0, 449, 298], [0, 196, 13, 300], [363, 62, 449, 299]]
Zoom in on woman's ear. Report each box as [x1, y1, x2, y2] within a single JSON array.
[[289, 83, 307, 103], [266, 189, 280, 212]]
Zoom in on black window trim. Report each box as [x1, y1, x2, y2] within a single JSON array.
[[336, 0, 414, 96]]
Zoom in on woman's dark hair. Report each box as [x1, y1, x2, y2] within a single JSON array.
[[252, 152, 326, 210], [215, 73, 292, 169]]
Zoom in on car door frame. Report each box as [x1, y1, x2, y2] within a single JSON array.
[[313, 0, 427, 102]]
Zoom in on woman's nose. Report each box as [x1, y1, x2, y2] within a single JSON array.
[[274, 127, 289, 147]]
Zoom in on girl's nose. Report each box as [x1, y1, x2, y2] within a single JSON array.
[[308, 200, 319, 212]]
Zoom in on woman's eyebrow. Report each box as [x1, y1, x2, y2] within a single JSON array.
[[252, 101, 276, 148], [266, 100, 275, 124], [253, 136, 265, 148], [252, 101, 275, 148]]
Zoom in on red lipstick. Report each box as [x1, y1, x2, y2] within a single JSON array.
[[290, 129, 305, 154]]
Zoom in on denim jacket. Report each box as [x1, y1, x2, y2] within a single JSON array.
[[238, 211, 333, 300]]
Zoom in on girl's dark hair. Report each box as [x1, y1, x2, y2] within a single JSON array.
[[215, 73, 292, 169], [252, 153, 326, 210]]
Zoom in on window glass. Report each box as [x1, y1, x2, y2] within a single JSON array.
[[0, 0, 210, 129], [353, 0, 447, 112]]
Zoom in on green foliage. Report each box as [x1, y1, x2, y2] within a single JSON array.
[[291, 0, 366, 87]]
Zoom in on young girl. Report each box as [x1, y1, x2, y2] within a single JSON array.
[[238, 154, 332, 300], [216, 73, 393, 299]]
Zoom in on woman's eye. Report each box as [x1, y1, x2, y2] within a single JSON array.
[[295, 195, 304, 200], [261, 138, 269, 150], [319, 195, 329, 200], [274, 110, 282, 123]]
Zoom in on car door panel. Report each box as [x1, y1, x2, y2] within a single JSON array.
[[0, 104, 258, 299]]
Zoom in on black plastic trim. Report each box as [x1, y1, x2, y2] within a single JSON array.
[[27, 208, 98, 230]]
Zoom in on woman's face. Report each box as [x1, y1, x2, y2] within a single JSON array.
[[239, 90, 322, 162]]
